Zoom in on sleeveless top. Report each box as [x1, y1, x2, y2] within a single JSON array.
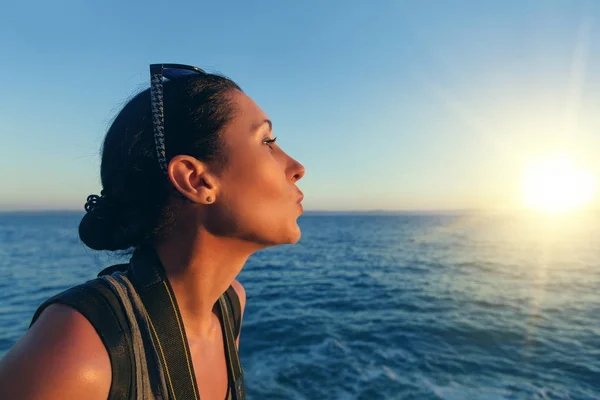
[[29, 245, 245, 400]]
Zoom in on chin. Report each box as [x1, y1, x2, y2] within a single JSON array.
[[271, 223, 302, 246], [287, 229, 302, 244], [251, 215, 302, 247], [273, 227, 301, 246], [288, 220, 302, 243]]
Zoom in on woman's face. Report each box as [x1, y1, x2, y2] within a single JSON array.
[[208, 91, 305, 246]]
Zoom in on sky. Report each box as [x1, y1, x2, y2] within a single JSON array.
[[1, 0, 599, 212]]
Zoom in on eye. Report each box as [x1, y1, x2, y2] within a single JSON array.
[[263, 136, 277, 149]]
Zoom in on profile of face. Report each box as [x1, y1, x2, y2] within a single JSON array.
[[172, 90, 306, 248]]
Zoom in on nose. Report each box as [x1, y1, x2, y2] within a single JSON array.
[[289, 157, 305, 183]]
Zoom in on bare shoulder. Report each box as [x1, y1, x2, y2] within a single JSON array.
[[0, 303, 111, 400], [230, 280, 246, 348], [230, 279, 246, 312]]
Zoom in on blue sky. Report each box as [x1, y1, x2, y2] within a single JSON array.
[[1, 1, 599, 211]]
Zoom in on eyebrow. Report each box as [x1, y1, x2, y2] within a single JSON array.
[[253, 119, 272, 134]]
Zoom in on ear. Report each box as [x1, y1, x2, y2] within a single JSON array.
[[168, 155, 219, 204]]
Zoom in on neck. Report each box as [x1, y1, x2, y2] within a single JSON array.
[[154, 229, 256, 340]]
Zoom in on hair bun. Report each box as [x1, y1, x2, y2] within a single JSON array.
[[79, 190, 132, 251], [84, 190, 107, 213], [79, 190, 154, 251]]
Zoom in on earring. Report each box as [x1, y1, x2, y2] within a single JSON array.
[[206, 196, 212, 203]]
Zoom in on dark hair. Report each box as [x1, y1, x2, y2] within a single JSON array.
[[79, 73, 242, 251]]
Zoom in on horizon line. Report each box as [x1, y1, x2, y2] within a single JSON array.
[[1, 207, 598, 215]]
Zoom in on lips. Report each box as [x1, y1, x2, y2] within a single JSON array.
[[296, 191, 304, 204]]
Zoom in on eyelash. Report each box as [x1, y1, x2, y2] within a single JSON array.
[[263, 136, 277, 149]]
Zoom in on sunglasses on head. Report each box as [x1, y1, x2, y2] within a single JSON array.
[[149, 63, 205, 176]]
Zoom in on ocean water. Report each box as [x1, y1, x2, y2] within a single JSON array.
[[0, 211, 599, 399]]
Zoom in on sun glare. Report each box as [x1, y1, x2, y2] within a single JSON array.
[[521, 155, 596, 214]]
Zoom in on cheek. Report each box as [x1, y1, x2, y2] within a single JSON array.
[[218, 157, 288, 233], [232, 152, 286, 199]]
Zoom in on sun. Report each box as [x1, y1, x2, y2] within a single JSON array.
[[521, 155, 596, 214]]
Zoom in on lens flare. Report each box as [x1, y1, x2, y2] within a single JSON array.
[[521, 155, 596, 214]]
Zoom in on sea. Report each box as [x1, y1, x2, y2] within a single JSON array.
[[0, 211, 598, 399]]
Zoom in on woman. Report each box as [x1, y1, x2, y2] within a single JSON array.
[[0, 64, 305, 399]]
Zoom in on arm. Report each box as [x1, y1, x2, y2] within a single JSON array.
[[230, 279, 246, 349], [0, 304, 111, 400]]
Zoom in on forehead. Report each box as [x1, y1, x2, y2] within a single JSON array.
[[228, 91, 269, 130]]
